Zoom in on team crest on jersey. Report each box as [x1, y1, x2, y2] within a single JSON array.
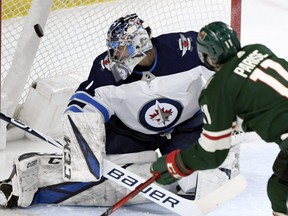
[[100, 55, 111, 70], [178, 34, 193, 56], [139, 98, 183, 132]]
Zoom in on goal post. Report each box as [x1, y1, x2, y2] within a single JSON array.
[[231, 0, 242, 38], [1, 0, 242, 149]]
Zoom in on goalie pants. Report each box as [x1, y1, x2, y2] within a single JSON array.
[[105, 110, 204, 155], [267, 149, 288, 214]]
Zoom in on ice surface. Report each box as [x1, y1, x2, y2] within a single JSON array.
[[1, 0, 287, 215]]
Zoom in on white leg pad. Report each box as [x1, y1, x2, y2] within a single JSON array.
[[195, 141, 240, 199], [60, 163, 154, 206], [177, 172, 198, 193], [10, 151, 158, 207], [11, 153, 63, 207], [178, 141, 240, 199], [63, 112, 106, 182]]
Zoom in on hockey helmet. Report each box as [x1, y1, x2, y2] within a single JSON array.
[[107, 14, 153, 81], [196, 21, 241, 65]]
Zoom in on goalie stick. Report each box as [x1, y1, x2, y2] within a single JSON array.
[[0, 112, 247, 215], [0, 112, 63, 149], [100, 172, 160, 216]]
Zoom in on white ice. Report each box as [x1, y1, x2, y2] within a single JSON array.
[[1, 0, 288, 215]]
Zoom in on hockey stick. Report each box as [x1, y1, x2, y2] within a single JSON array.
[[0, 112, 248, 215], [100, 173, 160, 216], [103, 159, 247, 216], [0, 112, 63, 149]]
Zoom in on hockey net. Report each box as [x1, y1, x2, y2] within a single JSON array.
[[0, 0, 241, 149]]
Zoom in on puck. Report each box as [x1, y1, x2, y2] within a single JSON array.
[[34, 24, 44, 37]]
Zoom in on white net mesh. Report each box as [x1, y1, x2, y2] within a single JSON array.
[[1, 0, 235, 109]]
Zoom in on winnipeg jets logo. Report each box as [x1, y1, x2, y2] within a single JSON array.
[[149, 101, 173, 125], [178, 34, 193, 56], [139, 98, 183, 132], [100, 55, 111, 70]]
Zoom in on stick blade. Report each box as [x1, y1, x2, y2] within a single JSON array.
[[195, 174, 247, 214]]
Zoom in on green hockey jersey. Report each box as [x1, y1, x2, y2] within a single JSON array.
[[182, 44, 288, 170]]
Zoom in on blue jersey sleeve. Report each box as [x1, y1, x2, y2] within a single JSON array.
[[67, 52, 116, 109]]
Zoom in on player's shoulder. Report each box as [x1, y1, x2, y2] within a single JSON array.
[[86, 51, 118, 87], [241, 44, 275, 57], [92, 51, 111, 71], [90, 51, 116, 79], [217, 43, 274, 72], [153, 30, 198, 43], [152, 30, 201, 63]]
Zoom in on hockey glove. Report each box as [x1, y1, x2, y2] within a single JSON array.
[[150, 149, 193, 185]]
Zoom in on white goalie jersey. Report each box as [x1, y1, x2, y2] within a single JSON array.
[[66, 31, 214, 135]]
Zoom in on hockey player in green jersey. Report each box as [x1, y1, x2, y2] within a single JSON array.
[[151, 21, 288, 216]]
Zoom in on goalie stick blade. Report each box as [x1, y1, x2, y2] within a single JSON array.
[[194, 174, 248, 215], [103, 159, 247, 216]]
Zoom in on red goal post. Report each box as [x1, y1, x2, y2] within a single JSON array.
[[231, 0, 242, 38], [0, 0, 242, 149]]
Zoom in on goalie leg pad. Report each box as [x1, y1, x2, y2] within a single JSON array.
[[6, 151, 157, 207], [178, 141, 240, 199], [10, 152, 63, 207], [63, 112, 106, 182], [60, 162, 154, 206], [61, 151, 158, 206], [195, 141, 240, 199]]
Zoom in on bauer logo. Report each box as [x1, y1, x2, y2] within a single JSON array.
[[107, 168, 180, 208]]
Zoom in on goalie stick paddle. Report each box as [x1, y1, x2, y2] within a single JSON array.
[[0, 112, 248, 215]]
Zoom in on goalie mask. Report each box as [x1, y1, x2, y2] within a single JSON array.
[[107, 14, 153, 81]]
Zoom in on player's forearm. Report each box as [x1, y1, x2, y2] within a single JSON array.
[[181, 142, 229, 171]]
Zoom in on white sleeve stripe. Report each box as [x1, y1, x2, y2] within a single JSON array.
[[202, 121, 236, 137], [69, 91, 110, 123], [199, 134, 231, 152], [85, 81, 94, 90]]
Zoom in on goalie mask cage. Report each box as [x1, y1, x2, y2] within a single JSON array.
[[0, 0, 242, 149]]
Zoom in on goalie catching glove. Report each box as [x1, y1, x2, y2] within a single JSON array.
[[150, 149, 193, 185]]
